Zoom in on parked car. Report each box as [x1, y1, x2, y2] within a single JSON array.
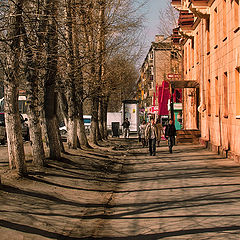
[[59, 115, 92, 138], [0, 113, 30, 144]]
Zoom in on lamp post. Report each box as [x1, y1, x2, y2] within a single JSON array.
[[170, 85, 174, 121]]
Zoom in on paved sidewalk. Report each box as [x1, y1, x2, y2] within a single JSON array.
[[1, 140, 240, 239], [94, 142, 240, 239]]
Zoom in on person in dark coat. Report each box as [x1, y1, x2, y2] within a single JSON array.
[[165, 119, 176, 153], [122, 118, 130, 138], [145, 118, 157, 156]]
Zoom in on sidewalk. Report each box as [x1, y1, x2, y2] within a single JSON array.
[[1, 140, 240, 239], [93, 142, 240, 239]]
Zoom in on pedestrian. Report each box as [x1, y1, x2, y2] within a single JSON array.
[[165, 119, 177, 153], [139, 120, 147, 147], [122, 118, 130, 138], [145, 117, 157, 156], [155, 118, 163, 147]]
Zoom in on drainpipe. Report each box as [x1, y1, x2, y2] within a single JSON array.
[[197, 18, 206, 113]]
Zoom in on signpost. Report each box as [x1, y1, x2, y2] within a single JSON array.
[[167, 73, 181, 121]]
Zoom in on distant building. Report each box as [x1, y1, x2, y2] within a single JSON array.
[[136, 35, 182, 127], [172, 0, 240, 160]]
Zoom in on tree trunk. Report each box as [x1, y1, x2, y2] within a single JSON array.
[[99, 98, 105, 139], [44, 0, 61, 160], [103, 97, 109, 139], [40, 111, 49, 148], [56, 113, 65, 153], [4, 84, 27, 176], [77, 102, 91, 148], [19, 12, 45, 167], [45, 90, 61, 160], [90, 97, 99, 145], [65, 0, 78, 149], [4, 0, 27, 176], [71, 2, 91, 149], [67, 117, 77, 149], [96, 116, 102, 141]]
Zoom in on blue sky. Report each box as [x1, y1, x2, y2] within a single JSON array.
[[142, 0, 169, 44], [137, 0, 170, 61]]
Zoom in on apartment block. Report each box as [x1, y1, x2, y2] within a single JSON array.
[[137, 35, 182, 126], [172, 0, 240, 160]]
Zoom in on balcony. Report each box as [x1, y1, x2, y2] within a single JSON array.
[[172, 28, 182, 44], [190, 0, 212, 7], [189, 0, 211, 18], [171, 0, 181, 8], [178, 10, 195, 30]]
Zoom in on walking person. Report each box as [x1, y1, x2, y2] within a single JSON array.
[[139, 120, 147, 147], [165, 119, 176, 153], [122, 118, 130, 138], [155, 118, 163, 147], [145, 118, 157, 156]]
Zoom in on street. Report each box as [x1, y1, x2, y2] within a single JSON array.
[[1, 139, 240, 239]]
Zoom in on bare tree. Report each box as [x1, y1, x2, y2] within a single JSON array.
[[158, 2, 179, 37], [19, 1, 45, 167], [2, 0, 27, 176], [44, 0, 62, 160]]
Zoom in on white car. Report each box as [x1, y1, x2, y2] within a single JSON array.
[[59, 115, 92, 136]]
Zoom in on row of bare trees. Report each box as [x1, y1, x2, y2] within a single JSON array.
[[0, 0, 143, 177]]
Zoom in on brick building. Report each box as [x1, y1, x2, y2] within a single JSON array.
[[172, 0, 240, 160], [137, 35, 182, 126]]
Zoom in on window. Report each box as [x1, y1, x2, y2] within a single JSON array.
[[236, 67, 240, 116], [191, 38, 194, 68], [223, 0, 227, 39], [214, 8, 218, 47], [208, 79, 211, 116], [188, 42, 191, 71], [184, 48, 187, 74], [206, 17, 210, 53], [233, 0, 239, 30], [215, 77, 219, 116], [224, 72, 228, 117], [196, 32, 199, 63]]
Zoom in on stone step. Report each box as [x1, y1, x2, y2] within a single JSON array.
[[176, 129, 201, 144]]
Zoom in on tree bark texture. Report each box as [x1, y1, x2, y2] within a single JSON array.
[[72, 3, 91, 149], [77, 102, 91, 148], [19, 10, 45, 166], [90, 97, 99, 145], [4, 0, 27, 176], [103, 96, 109, 139], [44, 0, 61, 160], [65, 0, 78, 149], [4, 84, 27, 176]]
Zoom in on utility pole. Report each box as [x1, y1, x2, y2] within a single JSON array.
[[170, 85, 174, 120]]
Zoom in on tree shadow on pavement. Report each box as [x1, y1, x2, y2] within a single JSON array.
[[78, 225, 240, 239], [0, 219, 80, 240]]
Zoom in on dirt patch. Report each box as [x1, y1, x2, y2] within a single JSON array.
[[0, 138, 136, 239]]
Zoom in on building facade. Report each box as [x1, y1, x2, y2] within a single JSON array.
[[137, 35, 182, 126], [172, 0, 240, 160]]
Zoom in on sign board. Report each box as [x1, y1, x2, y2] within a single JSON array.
[[147, 106, 159, 114], [167, 74, 181, 79]]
